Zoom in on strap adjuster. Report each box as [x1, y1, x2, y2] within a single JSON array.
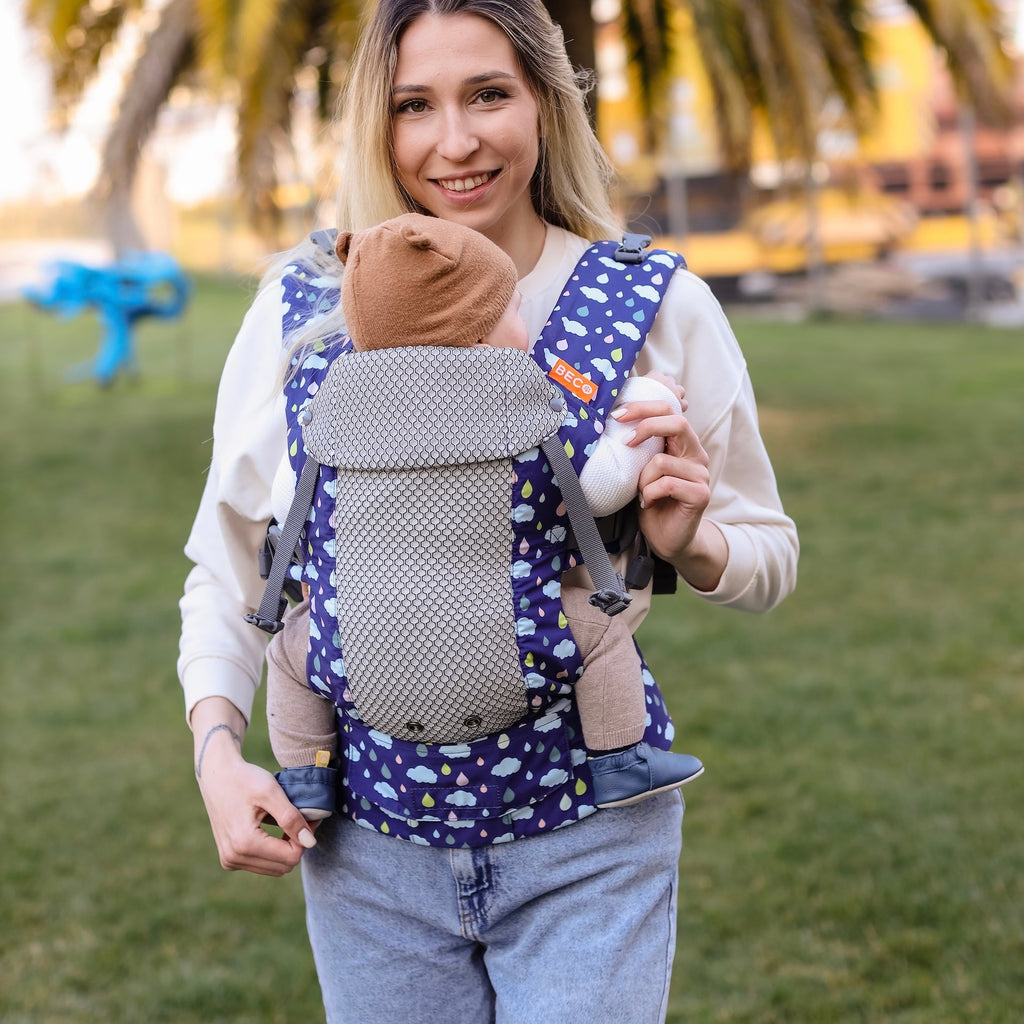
[[244, 610, 286, 635], [614, 233, 652, 265], [588, 588, 633, 616]]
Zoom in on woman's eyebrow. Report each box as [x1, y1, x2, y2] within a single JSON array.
[[392, 71, 518, 95]]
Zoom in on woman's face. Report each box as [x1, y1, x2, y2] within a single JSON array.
[[391, 13, 543, 253]]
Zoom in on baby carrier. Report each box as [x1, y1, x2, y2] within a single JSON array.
[[248, 233, 687, 845]]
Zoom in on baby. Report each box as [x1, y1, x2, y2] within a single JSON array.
[[266, 213, 703, 820]]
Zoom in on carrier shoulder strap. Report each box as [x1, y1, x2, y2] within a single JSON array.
[[532, 233, 686, 596], [540, 433, 632, 614], [245, 453, 319, 634]]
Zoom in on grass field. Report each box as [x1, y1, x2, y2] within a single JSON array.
[[1, 277, 1021, 1023]]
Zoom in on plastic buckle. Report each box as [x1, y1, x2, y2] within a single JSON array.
[[588, 588, 633, 617], [309, 228, 339, 256], [613, 233, 652, 265], [244, 612, 285, 635], [624, 553, 655, 591]]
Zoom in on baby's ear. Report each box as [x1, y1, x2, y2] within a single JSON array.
[[334, 231, 353, 264]]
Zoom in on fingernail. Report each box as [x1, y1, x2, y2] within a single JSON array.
[[298, 828, 317, 849], [610, 408, 627, 420], [623, 429, 636, 444], [638, 494, 646, 510]]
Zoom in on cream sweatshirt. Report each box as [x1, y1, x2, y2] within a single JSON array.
[[178, 225, 798, 724]]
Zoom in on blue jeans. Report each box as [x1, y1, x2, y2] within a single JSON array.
[[301, 791, 685, 1024]]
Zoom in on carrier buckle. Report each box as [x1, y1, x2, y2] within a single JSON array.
[[244, 604, 286, 635], [588, 588, 633, 616], [614, 233, 652, 265]]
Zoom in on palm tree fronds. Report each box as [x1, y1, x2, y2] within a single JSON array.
[[903, 0, 1014, 124], [194, 0, 234, 86], [234, 0, 314, 234], [686, 0, 754, 168], [24, 0, 137, 123], [620, 0, 673, 117], [810, 0, 878, 131]]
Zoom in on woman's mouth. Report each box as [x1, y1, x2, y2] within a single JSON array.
[[435, 171, 498, 194]]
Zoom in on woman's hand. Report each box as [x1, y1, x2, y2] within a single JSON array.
[[612, 375, 728, 592], [192, 697, 318, 876]]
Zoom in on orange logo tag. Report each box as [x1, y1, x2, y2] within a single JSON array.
[[548, 358, 598, 404]]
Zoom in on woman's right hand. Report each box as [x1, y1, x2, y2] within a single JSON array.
[[191, 697, 317, 876]]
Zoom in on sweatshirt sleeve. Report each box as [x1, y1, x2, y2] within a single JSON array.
[[177, 278, 290, 724], [636, 269, 799, 613]]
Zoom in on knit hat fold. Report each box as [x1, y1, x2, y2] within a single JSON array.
[[336, 213, 518, 351]]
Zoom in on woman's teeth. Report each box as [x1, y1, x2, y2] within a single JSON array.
[[438, 173, 493, 192]]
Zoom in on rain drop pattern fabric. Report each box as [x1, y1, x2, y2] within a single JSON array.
[[277, 240, 686, 848]]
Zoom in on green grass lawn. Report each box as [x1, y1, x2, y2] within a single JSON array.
[[1, 279, 1021, 1022]]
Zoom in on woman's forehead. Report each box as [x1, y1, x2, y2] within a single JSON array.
[[394, 12, 520, 82]]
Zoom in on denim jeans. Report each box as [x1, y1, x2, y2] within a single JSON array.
[[301, 791, 684, 1024]]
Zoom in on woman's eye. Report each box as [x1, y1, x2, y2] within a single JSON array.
[[396, 98, 427, 114], [477, 88, 506, 104]]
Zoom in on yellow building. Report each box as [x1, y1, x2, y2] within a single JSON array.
[[594, 2, 1023, 278]]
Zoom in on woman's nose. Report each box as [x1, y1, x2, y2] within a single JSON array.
[[435, 109, 480, 162]]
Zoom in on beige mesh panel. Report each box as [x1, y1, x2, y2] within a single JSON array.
[[304, 346, 565, 469], [332, 461, 524, 743], [304, 346, 567, 744]]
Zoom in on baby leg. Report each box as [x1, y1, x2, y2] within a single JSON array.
[[560, 585, 704, 808], [559, 586, 646, 751], [266, 600, 338, 818]]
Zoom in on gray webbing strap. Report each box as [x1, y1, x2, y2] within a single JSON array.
[[541, 436, 632, 616], [245, 455, 320, 634]]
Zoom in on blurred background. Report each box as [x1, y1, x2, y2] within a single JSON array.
[[1, 2, 1022, 1022], [2, 0, 1023, 318]]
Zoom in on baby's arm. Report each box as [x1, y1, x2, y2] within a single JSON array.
[[579, 375, 683, 518]]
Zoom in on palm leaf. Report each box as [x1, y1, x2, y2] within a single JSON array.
[[903, 0, 1013, 123]]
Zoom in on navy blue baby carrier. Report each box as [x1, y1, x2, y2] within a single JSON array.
[[250, 233, 688, 847]]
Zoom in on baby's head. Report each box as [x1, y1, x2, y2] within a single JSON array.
[[336, 213, 528, 353]]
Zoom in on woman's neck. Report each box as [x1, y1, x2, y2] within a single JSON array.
[[489, 213, 548, 279]]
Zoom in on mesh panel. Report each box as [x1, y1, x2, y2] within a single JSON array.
[[305, 346, 565, 469], [333, 461, 525, 743]]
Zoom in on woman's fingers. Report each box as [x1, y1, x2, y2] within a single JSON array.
[[198, 751, 312, 876]]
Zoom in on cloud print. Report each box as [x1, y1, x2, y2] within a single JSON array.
[[492, 757, 523, 777]]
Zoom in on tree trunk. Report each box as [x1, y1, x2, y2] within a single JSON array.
[[804, 160, 827, 316], [94, 0, 197, 254], [959, 103, 983, 318]]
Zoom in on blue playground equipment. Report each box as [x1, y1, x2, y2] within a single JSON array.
[[24, 251, 191, 386]]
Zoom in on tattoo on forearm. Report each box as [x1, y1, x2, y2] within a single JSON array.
[[195, 723, 242, 779]]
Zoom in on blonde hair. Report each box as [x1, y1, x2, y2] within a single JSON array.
[[265, 0, 622, 361]]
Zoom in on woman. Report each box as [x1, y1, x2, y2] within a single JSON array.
[[178, 1, 798, 1020]]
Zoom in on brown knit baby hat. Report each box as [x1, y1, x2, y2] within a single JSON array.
[[335, 213, 519, 351]]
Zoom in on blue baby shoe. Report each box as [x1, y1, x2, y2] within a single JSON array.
[[590, 742, 704, 809], [275, 761, 338, 821]]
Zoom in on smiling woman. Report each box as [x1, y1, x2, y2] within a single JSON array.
[[390, 16, 543, 269], [177, 1, 797, 1021]]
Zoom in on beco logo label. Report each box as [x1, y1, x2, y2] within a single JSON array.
[[548, 358, 597, 404]]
